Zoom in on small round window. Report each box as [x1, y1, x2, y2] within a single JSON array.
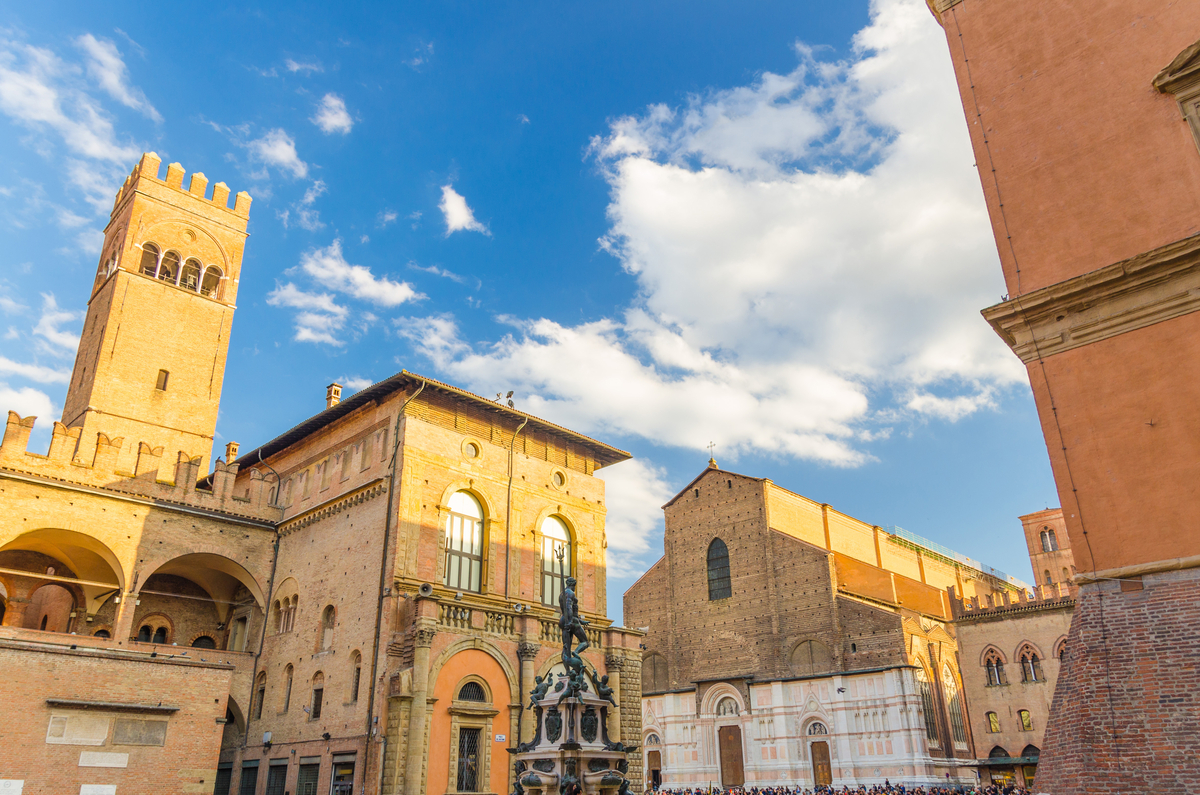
[[552, 471, 566, 488], [463, 441, 480, 459]]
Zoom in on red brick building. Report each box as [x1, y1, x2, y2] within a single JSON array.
[[927, 2, 1200, 791]]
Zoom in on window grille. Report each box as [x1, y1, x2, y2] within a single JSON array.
[[458, 681, 486, 702], [916, 668, 939, 744], [296, 764, 320, 795], [213, 766, 232, 795], [265, 764, 287, 795], [707, 538, 732, 600], [311, 686, 323, 720], [237, 765, 258, 795], [457, 727, 481, 792], [445, 492, 484, 593]]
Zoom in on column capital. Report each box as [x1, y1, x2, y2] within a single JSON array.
[[517, 641, 540, 662], [413, 623, 437, 649]]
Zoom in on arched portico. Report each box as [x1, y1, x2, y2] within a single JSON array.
[[0, 529, 124, 623]]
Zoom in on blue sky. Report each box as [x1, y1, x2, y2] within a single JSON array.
[[0, 0, 1058, 622]]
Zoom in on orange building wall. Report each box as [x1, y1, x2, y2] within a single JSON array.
[[939, 0, 1200, 296], [427, 649, 513, 795]]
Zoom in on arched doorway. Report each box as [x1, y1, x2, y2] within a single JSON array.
[[133, 553, 264, 650], [25, 583, 76, 633], [807, 721, 832, 787], [717, 726, 745, 787]]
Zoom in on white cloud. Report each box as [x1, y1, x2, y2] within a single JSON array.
[[285, 59, 323, 75], [0, 39, 141, 163], [438, 185, 490, 236], [74, 34, 161, 122], [248, 128, 307, 178], [377, 209, 398, 228], [299, 239, 422, 306], [408, 262, 474, 287], [279, 180, 326, 231], [267, 283, 347, 346], [0, 383, 55, 422], [597, 459, 674, 576], [339, 376, 374, 391], [0, 355, 70, 384], [406, 42, 434, 69], [32, 293, 81, 355], [312, 93, 352, 134], [399, 0, 1021, 466]]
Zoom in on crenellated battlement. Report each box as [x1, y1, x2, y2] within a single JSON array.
[[111, 152, 252, 219], [1, 412, 280, 523]]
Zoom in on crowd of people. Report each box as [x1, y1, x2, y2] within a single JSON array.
[[655, 785, 1032, 795]]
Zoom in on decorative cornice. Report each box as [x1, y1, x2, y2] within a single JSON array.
[[982, 232, 1200, 363], [278, 479, 386, 535]]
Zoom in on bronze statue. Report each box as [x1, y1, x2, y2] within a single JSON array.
[[558, 576, 590, 663]]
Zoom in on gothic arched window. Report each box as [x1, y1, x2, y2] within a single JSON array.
[[984, 651, 1007, 686], [915, 666, 939, 746], [1019, 646, 1043, 682], [707, 538, 731, 600], [1040, 528, 1058, 552], [943, 666, 969, 748]]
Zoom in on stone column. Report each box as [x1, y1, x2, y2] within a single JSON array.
[[517, 641, 539, 744], [1, 597, 30, 627], [405, 622, 436, 795]]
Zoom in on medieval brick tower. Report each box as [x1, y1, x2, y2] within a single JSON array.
[[62, 153, 251, 473]]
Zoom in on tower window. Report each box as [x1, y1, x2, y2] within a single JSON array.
[[180, 259, 202, 291], [200, 266, 224, 299], [156, 370, 170, 391], [158, 251, 181, 283], [1040, 528, 1058, 552], [706, 538, 732, 600], [139, 242, 160, 276]]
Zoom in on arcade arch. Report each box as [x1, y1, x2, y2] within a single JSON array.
[[0, 529, 123, 625]]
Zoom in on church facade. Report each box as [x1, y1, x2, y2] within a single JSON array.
[[0, 153, 643, 795], [624, 463, 1029, 790]]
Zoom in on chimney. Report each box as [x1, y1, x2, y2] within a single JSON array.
[[326, 383, 343, 409], [225, 441, 240, 462]]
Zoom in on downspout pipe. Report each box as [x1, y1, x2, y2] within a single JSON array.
[[504, 416, 529, 600], [366, 381, 425, 779]]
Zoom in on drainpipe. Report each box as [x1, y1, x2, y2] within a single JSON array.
[[504, 417, 529, 599], [367, 380, 425, 787]]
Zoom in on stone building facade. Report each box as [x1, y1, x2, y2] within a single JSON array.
[[0, 153, 643, 795], [624, 463, 1029, 790], [926, 2, 1200, 791], [950, 510, 1076, 788]]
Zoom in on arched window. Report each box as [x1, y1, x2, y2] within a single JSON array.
[[1062, 567, 1070, 583], [1019, 647, 1043, 682], [180, 259, 201, 290], [943, 667, 968, 748], [201, 266, 223, 298], [642, 652, 669, 693], [444, 491, 484, 593], [540, 515, 571, 606], [94, 629, 111, 639], [192, 636, 217, 649], [253, 672, 266, 720], [1021, 744, 1040, 760], [915, 667, 939, 745], [706, 538, 731, 600], [137, 625, 152, 642], [1019, 710, 1033, 731], [310, 672, 324, 720], [139, 243, 160, 276], [987, 712, 1001, 733], [284, 596, 297, 633], [715, 697, 739, 716], [320, 606, 335, 650], [158, 251, 181, 283], [458, 681, 486, 702], [349, 652, 362, 703], [273, 600, 283, 634], [1040, 528, 1058, 552], [984, 651, 1007, 686], [989, 746, 1010, 760], [282, 665, 293, 713], [790, 639, 833, 677], [1044, 570, 1054, 586]]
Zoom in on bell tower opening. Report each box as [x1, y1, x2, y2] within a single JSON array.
[[62, 152, 252, 474]]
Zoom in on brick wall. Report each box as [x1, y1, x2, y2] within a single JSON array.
[[0, 638, 232, 795], [1036, 570, 1200, 794]]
